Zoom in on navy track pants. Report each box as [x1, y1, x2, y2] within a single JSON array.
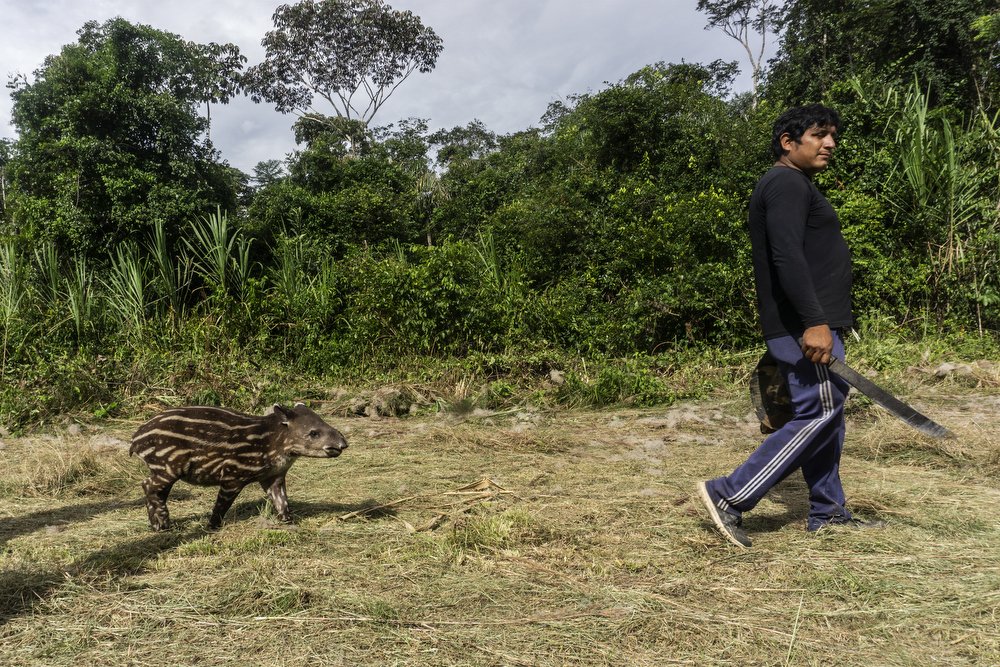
[[707, 332, 852, 530]]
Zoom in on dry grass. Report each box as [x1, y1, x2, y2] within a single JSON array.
[[1, 386, 999, 666]]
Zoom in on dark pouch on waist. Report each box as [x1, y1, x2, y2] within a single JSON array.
[[750, 350, 793, 434]]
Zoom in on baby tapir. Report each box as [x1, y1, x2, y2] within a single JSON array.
[[130, 403, 348, 531]]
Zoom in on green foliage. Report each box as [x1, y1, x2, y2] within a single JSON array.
[[424, 61, 774, 357], [2, 3, 1000, 429], [0, 241, 32, 379], [0, 138, 12, 219], [836, 79, 1000, 334], [250, 160, 287, 190], [329, 240, 526, 363], [768, 0, 997, 110], [0, 351, 115, 428], [4, 18, 243, 258], [103, 244, 151, 341], [148, 218, 193, 322], [551, 350, 723, 408], [551, 61, 740, 180], [973, 12, 1000, 107], [247, 126, 423, 254], [556, 360, 682, 408], [428, 129, 544, 243], [65, 256, 95, 343], [430, 119, 498, 168]]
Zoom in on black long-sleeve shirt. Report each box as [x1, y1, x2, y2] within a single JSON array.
[[748, 166, 853, 339]]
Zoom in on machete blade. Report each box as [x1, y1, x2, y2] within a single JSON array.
[[828, 357, 954, 439]]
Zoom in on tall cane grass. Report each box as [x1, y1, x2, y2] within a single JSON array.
[[148, 218, 193, 323], [65, 256, 94, 344], [970, 108, 1000, 330], [34, 241, 61, 316], [473, 230, 526, 340], [185, 207, 256, 307], [885, 81, 996, 333], [104, 244, 149, 340], [32, 244, 97, 344], [268, 234, 343, 351], [269, 234, 308, 311], [312, 256, 342, 317], [0, 241, 29, 379]]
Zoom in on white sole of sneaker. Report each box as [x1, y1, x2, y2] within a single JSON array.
[[697, 481, 750, 548]]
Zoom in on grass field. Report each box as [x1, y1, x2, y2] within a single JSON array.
[[1, 371, 999, 666]]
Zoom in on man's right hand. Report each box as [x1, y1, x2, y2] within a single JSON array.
[[801, 324, 833, 364]]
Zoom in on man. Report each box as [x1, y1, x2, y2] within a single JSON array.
[[697, 104, 879, 548]]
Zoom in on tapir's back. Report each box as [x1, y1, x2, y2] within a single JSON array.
[[130, 406, 275, 485]]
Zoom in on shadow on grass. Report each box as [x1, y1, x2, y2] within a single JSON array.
[[0, 569, 62, 626], [0, 494, 394, 627], [0, 498, 144, 550], [0, 526, 203, 626], [744, 477, 810, 534], [0, 484, 190, 597]]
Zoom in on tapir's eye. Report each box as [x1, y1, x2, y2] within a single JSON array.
[[308, 429, 320, 438]]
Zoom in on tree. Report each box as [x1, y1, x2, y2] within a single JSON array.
[[251, 159, 288, 189], [768, 0, 997, 110], [429, 120, 498, 168], [972, 11, 1000, 108], [246, 115, 424, 253], [554, 61, 739, 177], [5, 18, 245, 256], [243, 0, 443, 144], [373, 117, 432, 175], [697, 0, 781, 108], [0, 139, 12, 218]]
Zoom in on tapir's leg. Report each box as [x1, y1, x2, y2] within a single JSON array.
[[142, 475, 176, 531], [260, 475, 291, 523], [208, 482, 246, 530]]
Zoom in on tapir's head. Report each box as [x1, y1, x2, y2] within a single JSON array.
[[273, 403, 349, 458]]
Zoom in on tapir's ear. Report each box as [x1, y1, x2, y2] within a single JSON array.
[[294, 401, 306, 408], [273, 404, 294, 423]]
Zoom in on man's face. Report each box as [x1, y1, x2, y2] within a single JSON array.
[[780, 124, 837, 175]]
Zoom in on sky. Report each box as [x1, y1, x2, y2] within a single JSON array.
[[0, 0, 778, 173]]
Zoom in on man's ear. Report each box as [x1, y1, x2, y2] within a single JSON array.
[[779, 132, 795, 152]]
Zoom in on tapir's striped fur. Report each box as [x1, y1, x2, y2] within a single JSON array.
[[130, 403, 348, 530]]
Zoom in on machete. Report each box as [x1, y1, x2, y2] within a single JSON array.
[[827, 356, 954, 439]]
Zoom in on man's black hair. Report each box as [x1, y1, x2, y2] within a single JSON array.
[[771, 104, 841, 160]]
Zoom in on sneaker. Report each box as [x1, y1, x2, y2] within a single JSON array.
[[696, 481, 752, 548], [808, 517, 887, 532]]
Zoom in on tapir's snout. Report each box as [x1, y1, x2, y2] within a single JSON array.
[[323, 436, 348, 457]]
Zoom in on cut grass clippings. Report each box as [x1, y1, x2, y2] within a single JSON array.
[[1, 384, 999, 666]]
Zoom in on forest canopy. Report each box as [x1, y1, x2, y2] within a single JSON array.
[[0, 0, 998, 423]]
